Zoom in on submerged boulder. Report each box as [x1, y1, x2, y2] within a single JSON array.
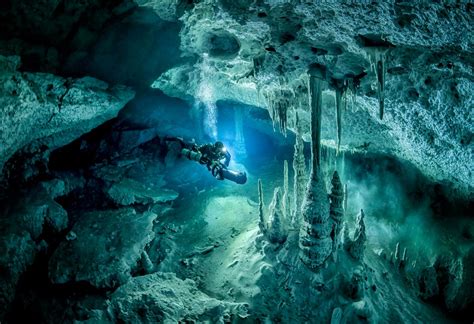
[[107, 178, 178, 206], [49, 208, 157, 288], [105, 272, 248, 323], [0, 181, 68, 318]]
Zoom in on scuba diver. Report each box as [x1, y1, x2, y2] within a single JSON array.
[[165, 137, 247, 184]]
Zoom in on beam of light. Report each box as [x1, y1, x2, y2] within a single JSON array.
[[196, 53, 218, 140]]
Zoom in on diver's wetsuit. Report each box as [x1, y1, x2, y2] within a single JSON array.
[[196, 143, 231, 180], [164, 137, 231, 179]]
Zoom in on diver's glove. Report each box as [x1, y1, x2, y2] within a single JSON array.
[[210, 160, 224, 180]]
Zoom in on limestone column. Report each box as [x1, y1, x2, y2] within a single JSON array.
[[298, 69, 332, 270]]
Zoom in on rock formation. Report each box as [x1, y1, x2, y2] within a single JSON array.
[[258, 178, 266, 234], [345, 209, 367, 261], [0, 180, 69, 317], [292, 113, 307, 227], [49, 208, 157, 288], [0, 55, 135, 173], [103, 272, 248, 322], [154, 1, 473, 199], [329, 171, 344, 261], [257, 178, 288, 244], [283, 159, 290, 219], [298, 70, 332, 270], [266, 187, 288, 244]]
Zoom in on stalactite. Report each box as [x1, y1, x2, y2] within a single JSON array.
[[267, 187, 287, 244], [309, 73, 322, 172], [292, 113, 306, 227], [335, 87, 343, 154], [298, 69, 332, 270], [329, 171, 344, 261], [264, 87, 293, 137], [258, 179, 266, 234], [376, 57, 385, 120], [370, 51, 386, 120], [283, 160, 290, 220]]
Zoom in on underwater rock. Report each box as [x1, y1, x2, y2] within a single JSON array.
[[418, 266, 440, 301], [0, 55, 135, 173], [343, 266, 366, 300], [49, 208, 157, 288], [447, 248, 474, 312], [434, 250, 474, 312], [0, 182, 68, 318], [345, 209, 367, 261], [157, 2, 474, 198], [298, 170, 332, 270], [299, 73, 332, 270], [329, 171, 344, 261], [0, 232, 36, 319], [292, 114, 307, 226], [106, 178, 178, 206], [341, 299, 375, 323], [105, 272, 248, 323], [266, 187, 288, 244], [258, 178, 266, 235], [283, 160, 290, 219]]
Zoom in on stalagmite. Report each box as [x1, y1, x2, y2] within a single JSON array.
[[292, 113, 307, 227], [346, 209, 367, 260], [140, 251, 154, 274], [329, 171, 344, 261], [394, 242, 400, 261], [258, 179, 266, 234], [234, 105, 247, 158], [283, 160, 290, 220], [298, 68, 332, 270], [267, 187, 287, 244], [335, 87, 343, 154]]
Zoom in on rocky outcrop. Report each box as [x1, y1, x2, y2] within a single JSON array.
[[0, 55, 135, 173], [106, 178, 178, 206], [152, 1, 473, 198], [417, 250, 474, 312], [0, 180, 69, 319], [103, 272, 248, 323], [48, 208, 156, 288]]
